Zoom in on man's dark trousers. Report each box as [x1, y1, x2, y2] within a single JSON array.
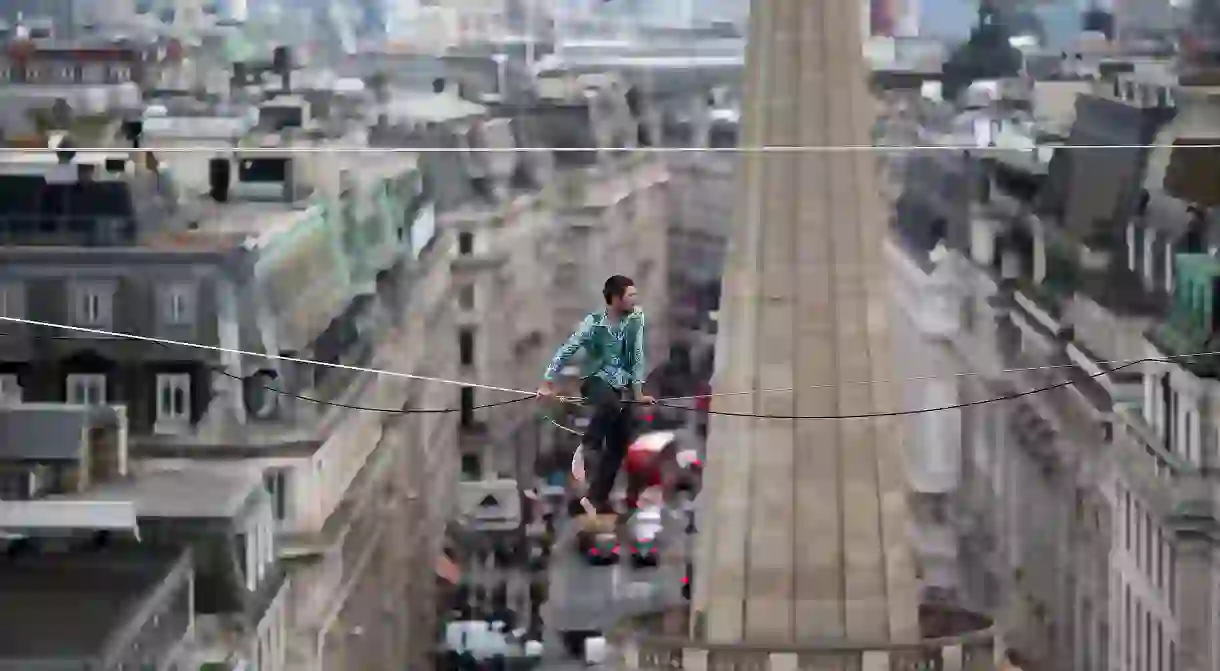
[[580, 376, 633, 514]]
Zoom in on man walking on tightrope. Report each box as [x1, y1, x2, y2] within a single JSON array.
[[537, 275, 656, 517]]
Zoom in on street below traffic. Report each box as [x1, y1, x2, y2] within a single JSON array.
[[540, 505, 691, 667]]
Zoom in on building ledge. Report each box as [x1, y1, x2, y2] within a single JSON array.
[[614, 605, 996, 669], [1012, 282, 1066, 332]]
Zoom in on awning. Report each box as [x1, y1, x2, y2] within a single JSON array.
[[436, 554, 461, 584]]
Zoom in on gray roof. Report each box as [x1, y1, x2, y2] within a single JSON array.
[[58, 466, 263, 520], [0, 405, 118, 461], [0, 547, 188, 663]]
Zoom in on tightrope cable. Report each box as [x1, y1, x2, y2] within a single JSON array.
[[2, 315, 1212, 421], [7, 144, 1220, 153]]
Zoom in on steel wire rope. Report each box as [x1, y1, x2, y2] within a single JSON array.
[[9, 144, 1220, 152], [4, 316, 1219, 421]]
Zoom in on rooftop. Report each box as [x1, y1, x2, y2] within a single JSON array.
[[55, 465, 263, 519], [0, 546, 189, 664], [0, 404, 121, 461], [381, 90, 487, 124]]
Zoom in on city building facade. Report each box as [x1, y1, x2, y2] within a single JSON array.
[[0, 82, 459, 669], [886, 56, 1220, 670]]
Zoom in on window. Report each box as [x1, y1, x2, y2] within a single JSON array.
[[237, 532, 255, 591], [1158, 536, 1167, 590], [1145, 610, 1153, 671], [458, 284, 476, 310], [254, 517, 268, 581], [1125, 584, 1132, 666], [458, 231, 474, 255], [459, 386, 475, 427], [461, 453, 482, 479], [25, 67, 40, 81], [58, 66, 75, 81], [1124, 489, 1131, 551], [1168, 544, 1176, 613], [1127, 222, 1138, 272], [66, 374, 106, 405], [0, 282, 24, 318], [1186, 409, 1199, 464], [1156, 620, 1164, 671], [264, 469, 289, 522], [0, 374, 20, 403], [459, 329, 475, 367], [72, 283, 113, 326], [82, 64, 105, 83], [155, 374, 190, 427], [161, 284, 195, 325]]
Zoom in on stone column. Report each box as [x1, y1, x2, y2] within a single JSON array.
[[692, 0, 920, 644]]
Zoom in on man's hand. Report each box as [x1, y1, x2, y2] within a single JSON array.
[[636, 394, 657, 405], [536, 382, 555, 399]]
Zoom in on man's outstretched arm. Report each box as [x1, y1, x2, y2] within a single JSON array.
[[542, 314, 595, 383]]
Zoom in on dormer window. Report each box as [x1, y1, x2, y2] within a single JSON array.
[[160, 283, 196, 325], [71, 281, 114, 327]]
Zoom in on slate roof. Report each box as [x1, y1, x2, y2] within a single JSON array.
[[0, 547, 188, 664], [55, 465, 262, 520], [0, 405, 119, 461]]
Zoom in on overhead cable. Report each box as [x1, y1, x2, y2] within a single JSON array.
[[1, 316, 1209, 420]]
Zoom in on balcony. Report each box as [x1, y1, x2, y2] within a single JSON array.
[[614, 605, 997, 670]]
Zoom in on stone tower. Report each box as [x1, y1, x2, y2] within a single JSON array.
[[691, 0, 921, 644]]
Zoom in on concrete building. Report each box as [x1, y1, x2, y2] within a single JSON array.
[[0, 38, 161, 139], [0, 404, 283, 669], [877, 44, 1220, 669], [0, 83, 460, 669]]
